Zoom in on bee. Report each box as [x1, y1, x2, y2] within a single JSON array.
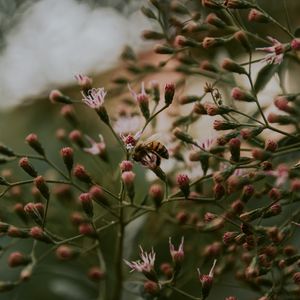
[[132, 136, 169, 168]]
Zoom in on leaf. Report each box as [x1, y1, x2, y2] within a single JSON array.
[[254, 63, 279, 93]]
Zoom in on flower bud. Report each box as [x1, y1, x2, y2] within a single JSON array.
[[291, 38, 300, 50], [264, 203, 282, 218], [60, 147, 74, 172], [201, 0, 222, 9], [8, 252, 31, 267], [49, 90, 72, 104], [122, 171, 135, 202], [248, 9, 269, 23], [56, 245, 79, 261], [89, 186, 109, 207], [213, 120, 240, 131], [164, 83, 175, 106], [73, 164, 92, 184], [7, 226, 29, 238], [224, 0, 254, 9], [137, 93, 150, 120], [231, 87, 255, 102], [60, 105, 78, 127], [177, 174, 190, 198], [34, 176, 50, 200], [264, 139, 277, 152], [149, 184, 164, 208], [154, 44, 175, 54], [267, 113, 294, 124], [200, 60, 219, 73], [229, 138, 241, 162], [173, 127, 194, 143], [24, 202, 44, 225], [234, 31, 251, 52], [78, 223, 96, 237], [0, 144, 15, 157], [144, 280, 160, 295], [142, 30, 165, 40], [293, 272, 300, 285], [223, 231, 238, 245], [202, 37, 225, 49], [120, 160, 133, 172], [205, 13, 226, 28], [88, 266, 105, 281], [29, 226, 53, 243], [213, 183, 225, 200], [222, 58, 247, 74], [252, 148, 272, 161], [75, 74, 93, 93], [25, 133, 45, 156], [193, 103, 207, 114], [241, 185, 254, 202], [19, 157, 38, 177], [79, 193, 94, 218], [69, 130, 85, 148], [240, 208, 263, 222]]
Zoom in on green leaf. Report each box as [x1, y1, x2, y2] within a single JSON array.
[[254, 63, 279, 93]]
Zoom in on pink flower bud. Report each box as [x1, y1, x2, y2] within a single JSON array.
[[69, 130, 85, 148], [34, 175, 50, 200], [89, 186, 109, 206], [202, 37, 218, 48], [229, 138, 241, 162], [205, 13, 226, 28], [213, 183, 225, 200], [88, 266, 105, 281], [223, 232, 238, 245], [149, 184, 164, 208], [248, 9, 269, 23], [293, 272, 300, 284], [60, 147, 74, 172], [164, 83, 175, 106], [264, 139, 277, 152], [30, 226, 52, 243], [231, 200, 244, 214], [78, 223, 95, 237], [119, 160, 133, 172], [25, 133, 45, 156], [73, 164, 92, 184], [201, 0, 222, 9], [19, 157, 38, 177], [231, 87, 255, 102], [291, 38, 300, 50], [193, 102, 207, 115], [198, 259, 217, 299], [49, 90, 72, 104], [144, 280, 160, 295], [251, 148, 272, 161], [200, 60, 218, 73], [79, 193, 94, 218], [222, 58, 247, 74], [224, 0, 253, 9], [8, 226, 29, 238], [177, 174, 190, 198], [291, 179, 300, 191], [56, 245, 78, 261], [8, 252, 30, 267], [241, 185, 255, 202]]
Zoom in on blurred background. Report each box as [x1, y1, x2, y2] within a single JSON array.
[[0, 0, 300, 299]]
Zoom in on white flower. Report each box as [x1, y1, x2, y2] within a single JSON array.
[[81, 87, 106, 109]]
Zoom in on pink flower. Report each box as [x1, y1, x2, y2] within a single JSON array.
[[74, 74, 93, 89], [128, 82, 149, 104], [256, 36, 285, 64], [83, 135, 106, 156], [124, 246, 156, 274], [266, 164, 289, 187], [113, 114, 142, 150], [81, 88, 107, 109], [169, 237, 184, 263]]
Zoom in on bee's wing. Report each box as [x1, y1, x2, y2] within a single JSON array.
[[143, 133, 163, 144]]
